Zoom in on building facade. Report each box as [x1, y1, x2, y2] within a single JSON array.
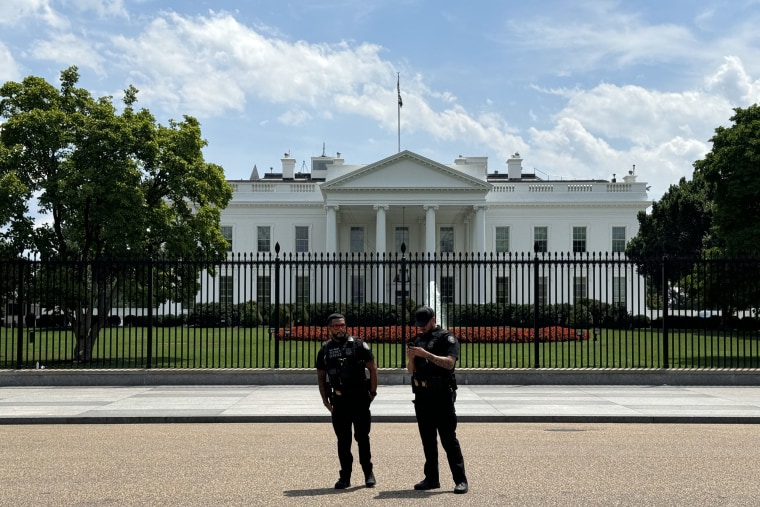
[[222, 150, 649, 257], [217, 150, 650, 311]]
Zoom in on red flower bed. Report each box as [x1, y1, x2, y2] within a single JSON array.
[[278, 325, 588, 343]]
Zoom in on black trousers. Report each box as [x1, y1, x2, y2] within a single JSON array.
[[331, 395, 372, 479], [413, 390, 467, 484]]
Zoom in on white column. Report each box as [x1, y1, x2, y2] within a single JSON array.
[[374, 205, 388, 304], [474, 205, 486, 254], [374, 205, 388, 255], [424, 205, 438, 256], [325, 205, 338, 254]]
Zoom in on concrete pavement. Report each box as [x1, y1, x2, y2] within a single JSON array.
[[4, 384, 760, 424]]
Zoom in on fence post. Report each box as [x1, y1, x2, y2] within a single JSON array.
[[15, 260, 25, 369], [400, 245, 408, 369], [661, 255, 669, 369], [533, 252, 540, 368], [273, 243, 281, 369], [145, 257, 154, 369]]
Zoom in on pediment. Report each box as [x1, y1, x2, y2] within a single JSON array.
[[320, 150, 491, 193]]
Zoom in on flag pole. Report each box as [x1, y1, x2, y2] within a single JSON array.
[[397, 72, 402, 153]]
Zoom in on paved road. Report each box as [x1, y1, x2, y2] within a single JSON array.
[[3, 422, 760, 507], [4, 385, 760, 424]]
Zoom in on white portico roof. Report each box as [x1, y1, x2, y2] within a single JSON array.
[[320, 150, 491, 205]]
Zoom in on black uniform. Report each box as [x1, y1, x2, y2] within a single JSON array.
[[316, 336, 374, 482], [411, 326, 467, 486]]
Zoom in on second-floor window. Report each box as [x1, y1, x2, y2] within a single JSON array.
[[534, 226, 548, 253], [612, 226, 626, 253], [350, 227, 365, 254], [257, 226, 271, 253], [221, 226, 233, 252], [495, 226, 510, 253], [573, 226, 587, 253], [295, 226, 309, 253], [440, 227, 454, 253]]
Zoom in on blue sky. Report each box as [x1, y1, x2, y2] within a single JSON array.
[[2, 0, 759, 201]]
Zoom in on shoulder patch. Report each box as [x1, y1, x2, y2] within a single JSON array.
[[448, 335, 456, 344], [362, 342, 370, 350]]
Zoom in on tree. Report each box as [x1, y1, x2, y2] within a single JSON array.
[[625, 171, 716, 290], [694, 104, 760, 256], [0, 67, 232, 361]]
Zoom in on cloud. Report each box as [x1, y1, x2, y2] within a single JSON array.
[[30, 32, 106, 75], [705, 56, 760, 105], [0, 42, 21, 83], [0, 0, 68, 29]]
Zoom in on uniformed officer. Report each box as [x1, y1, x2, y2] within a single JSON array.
[[316, 313, 378, 489], [406, 305, 468, 494]]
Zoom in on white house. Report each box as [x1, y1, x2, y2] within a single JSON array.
[[222, 150, 649, 256], [217, 150, 651, 312]]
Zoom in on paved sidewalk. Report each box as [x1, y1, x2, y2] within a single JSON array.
[[3, 384, 760, 424]]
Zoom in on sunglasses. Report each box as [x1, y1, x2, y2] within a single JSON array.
[[330, 324, 346, 329]]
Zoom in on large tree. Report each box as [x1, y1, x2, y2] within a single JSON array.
[[0, 67, 232, 361], [625, 171, 716, 290], [694, 104, 760, 256]]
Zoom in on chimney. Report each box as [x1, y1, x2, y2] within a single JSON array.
[[282, 153, 295, 180], [507, 152, 523, 180], [623, 164, 637, 183]]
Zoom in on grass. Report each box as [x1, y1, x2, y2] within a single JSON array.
[[2, 326, 760, 370]]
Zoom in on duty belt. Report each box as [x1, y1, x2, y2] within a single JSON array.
[[413, 377, 449, 389]]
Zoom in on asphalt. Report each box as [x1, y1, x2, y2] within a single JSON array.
[[4, 383, 760, 424]]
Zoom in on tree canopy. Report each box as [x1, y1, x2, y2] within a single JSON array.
[[694, 104, 760, 256], [0, 67, 233, 361], [0, 66, 232, 261]]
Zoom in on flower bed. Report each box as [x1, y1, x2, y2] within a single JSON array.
[[278, 325, 588, 343]]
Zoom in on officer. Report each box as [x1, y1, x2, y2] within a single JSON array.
[[316, 313, 378, 489], [406, 305, 468, 494]]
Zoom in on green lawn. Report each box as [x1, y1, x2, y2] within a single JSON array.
[[2, 326, 759, 369]]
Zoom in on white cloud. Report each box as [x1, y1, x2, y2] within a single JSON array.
[[0, 42, 21, 83], [0, 0, 68, 29], [705, 56, 760, 105], [30, 32, 106, 75]]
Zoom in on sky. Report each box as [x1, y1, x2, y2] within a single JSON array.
[[1, 0, 759, 202]]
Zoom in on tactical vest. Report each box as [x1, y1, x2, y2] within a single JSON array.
[[412, 327, 458, 391], [323, 337, 368, 392]]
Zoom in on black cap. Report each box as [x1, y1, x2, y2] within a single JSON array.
[[414, 306, 435, 326]]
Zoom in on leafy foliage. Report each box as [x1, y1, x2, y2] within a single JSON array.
[[0, 68, 232, 361]]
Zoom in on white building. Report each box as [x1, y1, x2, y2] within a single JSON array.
[[222, 150, 649, 257], [217, 150, 651, 312]]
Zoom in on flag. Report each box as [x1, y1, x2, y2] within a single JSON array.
[[397, 74, 403, 108]]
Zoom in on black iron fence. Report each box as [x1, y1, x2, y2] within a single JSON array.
[[2, 249, 759, 370]]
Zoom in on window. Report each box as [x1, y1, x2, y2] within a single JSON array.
[[256, 275, 271, 303], [295, 226, 309, 253], [613, 276, 626, 306], [496, 276, 510, 304], [220, 275, 234, 305], [257, 226, 271, 253], [350, 227, 365, 254], [612, 227, 626, 253], [439, 227, 454, 253], [221, 226, 233, 252], [573, 276, 588, 300], [296, 275, 310, 305], [572, 226, 587, 253], [533, 227, 548, 253], [495, 226, 510, 253], [395, 227, 409, 253], [440, 276, 455, 304], [351, 274, 365, 303]]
